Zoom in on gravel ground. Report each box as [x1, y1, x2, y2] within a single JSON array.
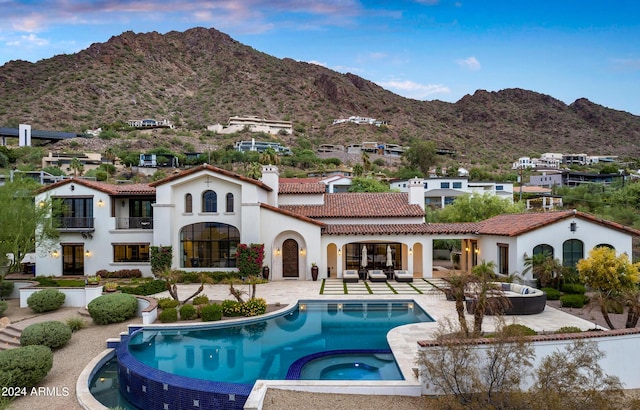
[[1, 292, 635, 410]]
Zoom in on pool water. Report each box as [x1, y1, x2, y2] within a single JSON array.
[[300, 352, 402, 380], [126, 301, 432, 384]]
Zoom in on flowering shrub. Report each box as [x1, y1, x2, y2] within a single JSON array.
[[222, 299, 244, 317], [235, 243, 264, 277], [241, 298, 267, 317]]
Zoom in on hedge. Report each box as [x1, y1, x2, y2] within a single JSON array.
[[201, 303, 223, 322], [561, 283, 587, 295], [157, 297, 179, 309], [158, 307, 178, 323], [20, 321, 72, 349], [179, 304, 197, 320], [541, 287, 561, 300], [119, 279, 167, 296], [0, 345, 53, 388], [88, 293, 138, 325], [27, 289, 66, 313], [560, 294, 587, 308]]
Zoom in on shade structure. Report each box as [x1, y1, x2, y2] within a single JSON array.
[[386, 245, 393, 267], [361, 245, 368, 268]]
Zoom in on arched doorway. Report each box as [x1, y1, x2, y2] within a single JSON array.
[[282, 239, 299, 278]]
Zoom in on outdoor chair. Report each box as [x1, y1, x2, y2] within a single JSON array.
[[394, 270, 413, 282], [342, 270, 359, 283], [368, 269, 387, 282]]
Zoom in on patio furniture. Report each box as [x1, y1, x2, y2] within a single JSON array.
[[368, 269, 387, 282], [465, 282, 546, 315], [394, 270, 413, 283], [343, 270, 359, 283]]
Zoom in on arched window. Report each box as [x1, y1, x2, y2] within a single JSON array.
[[563, 239, 584, 268], [202, 190, 217, 213], [180, 222, 240, 268], [595, 243, 614, 250], [226, 193, 234, 213], [185, 193, 192, 213], [533, 244, 554, 258]]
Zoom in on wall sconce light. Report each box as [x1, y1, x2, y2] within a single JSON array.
[[51, 250, 59, 258], [474, 248, 479, 254], [299, 248, 306, 256], [97, 199, 104, 207], [523, 252, 528, 259], [85, 250, 91, 257], [70, 184, 75, 192], [570, 222, 577, 232], [337, 249, 342, 256], [38, 200, 45, 208], [275, 248, 281, 256], [465, 246, 469, 252], [121, 200, 126, 208], [409, 248, 413, 256]]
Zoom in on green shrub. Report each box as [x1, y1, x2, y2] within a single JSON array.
[[179, 304, 197, 320], [560, 294, 586, 308], [201, 303, 223, 322], [158, 307, 178, 323], [88, 293, 137, 325], [192, 294, 209, 305], [555, 326, 583, 334], [221, 299, 243, 317], [605, 299, 624, 314], [65, 316, 87, 332], [119, 279, 167, 296], [26, 289, 65, 313], [242, 298, 267, 317], [34, 277, 59, 287], [500, 323, 537, 337], [157, 297, 179, 309], [561, 283, 586, 295], [542, 287, 561, 300], [20, 321, 72, 349], [0, 280, 14, 298], [0, 345, 53, 388], [0, 300, 7, 316]]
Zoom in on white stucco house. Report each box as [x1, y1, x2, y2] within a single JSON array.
[[33, 164, 640, 283]]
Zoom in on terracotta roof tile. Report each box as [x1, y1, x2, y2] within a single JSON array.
[[279, 182, 326, 194], [323, 223, 480, 235], [149, 163, 272, 191], [260, 203, 325, 226], [37, 178, 155, 196], [476, 210, 640, 237], [281, 192, 425, 218]]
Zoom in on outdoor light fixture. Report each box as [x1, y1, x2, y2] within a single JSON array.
[[121, 200, 126, 207], [51, 250, 59, 258], [70, 184, 75, 192], [465, 246, 469, 252], [38, 200, 45, 208], [337, 249, 342, 256], [409, 248, 413, 255], [85, 250, 91, 257], [275, 248, 281, 256], [474, 248, 479, 254], [97, 199, 104, 207], [570, 222, 578, 233], [299, 248, 306, 256]]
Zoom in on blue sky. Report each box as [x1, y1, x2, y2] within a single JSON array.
[[1, 0, 639, 115]]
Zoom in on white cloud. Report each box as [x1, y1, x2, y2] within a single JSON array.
[[376, 79, 450, 100], [457, 56, 481, 71], [308, 60, 327, 67], [6, 33, 48, 47]]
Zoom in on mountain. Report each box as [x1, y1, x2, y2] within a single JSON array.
[[1, 27, 639, 164]]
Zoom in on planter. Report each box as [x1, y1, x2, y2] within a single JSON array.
[[262, 266, 270, 280], [311, 266, 319, 281]]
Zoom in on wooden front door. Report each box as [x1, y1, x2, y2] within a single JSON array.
[[62, 244, 84, 276], [282, 239, 299, 278]]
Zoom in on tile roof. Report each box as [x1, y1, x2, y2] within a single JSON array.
[[37, 178, 155, 196], [476, 210, 640, 237], [281, 192, 425, 218], [279, 182, 326, 194], [322, 223, 480, 235], [148, 163, 272, 191], [259, 203, 325, 227]]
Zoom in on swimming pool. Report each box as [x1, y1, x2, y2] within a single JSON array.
[[114, 300, 432, 409]]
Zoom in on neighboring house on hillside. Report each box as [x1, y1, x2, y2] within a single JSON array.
[[390, 178, 514, 209], [208, 116, 293, 135], [34, 165, 639, 283]]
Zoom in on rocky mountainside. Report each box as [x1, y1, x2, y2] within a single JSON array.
[[1, 27, 639, 164]]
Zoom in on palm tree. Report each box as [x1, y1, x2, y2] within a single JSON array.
[[439, 273, 475, 337], [259, 147, 280, 165], [245, 162, 262, 180], [69, 157, 84, 177], [470, 260, 510, 337], [523, 251, 564, 289]]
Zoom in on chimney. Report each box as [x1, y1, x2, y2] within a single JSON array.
[[408, 177, 425, 211], [260, 165, 279, 207]]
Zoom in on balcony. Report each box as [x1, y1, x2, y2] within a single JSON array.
[[116, 217, 154, 230], [55, 217, 95, 231]]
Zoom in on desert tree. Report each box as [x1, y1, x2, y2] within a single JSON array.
[[577, 246, 640, 329]]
